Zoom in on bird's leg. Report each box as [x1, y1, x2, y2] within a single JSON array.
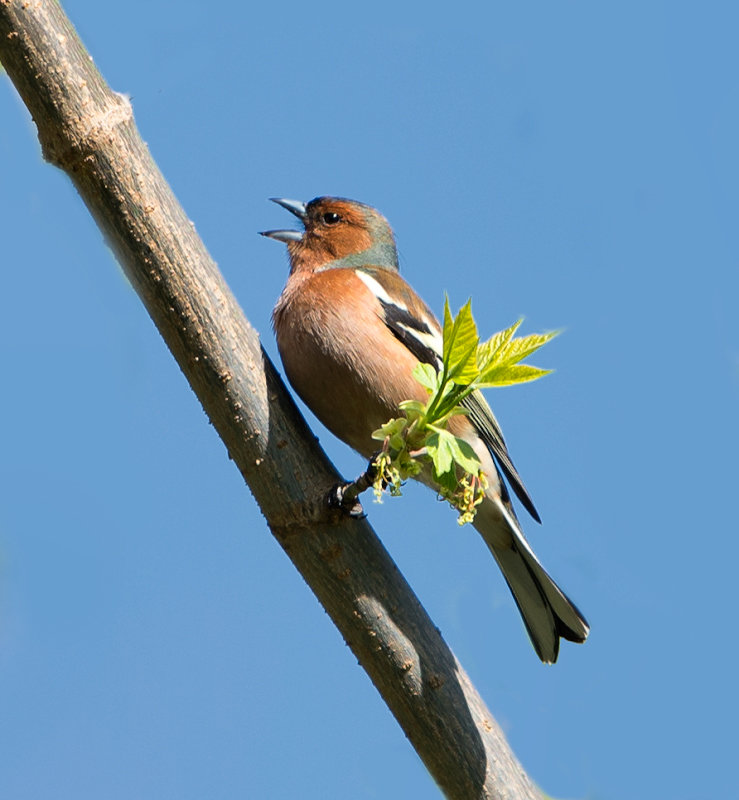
[[327, 456, 380, 519]]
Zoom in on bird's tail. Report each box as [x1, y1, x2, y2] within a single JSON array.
[[474, 502, 589, 664]]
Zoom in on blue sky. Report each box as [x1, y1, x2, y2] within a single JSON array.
[[1, 2, 737, 798]]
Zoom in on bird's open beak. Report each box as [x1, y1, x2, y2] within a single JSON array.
[[260, 228, 303, 242], [270, 198, 307, 219], [259, 198, 307, 242]]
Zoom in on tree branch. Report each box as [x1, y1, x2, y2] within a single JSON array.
[[0, 3, 542, 798]]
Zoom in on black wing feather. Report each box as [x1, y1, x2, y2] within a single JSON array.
[[379, 299, 440, 368], [461, 392, 541, 522]]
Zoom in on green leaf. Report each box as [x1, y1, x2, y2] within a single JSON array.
[[428, 428, 482, 474], [477, 324, 560, 386], [503, 329, 560, 362], [442, 297, 455, 357], [477, 319, 522, 371], [435, 468, 459, 494], [412, 361, 440, 393], [452, 438, 482, 474], [425, 430, 454, 475], [442, 298, 479, 384], [450, 344, 479, 385], [426, 428, 482, 476], [478, 364, 553, 387], [398, 399, 426, 415], [371, 417, 408, 450]]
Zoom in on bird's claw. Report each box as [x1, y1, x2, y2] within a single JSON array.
[[328, 482, 366, 519]]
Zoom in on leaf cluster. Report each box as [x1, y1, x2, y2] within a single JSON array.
[[371, 299, 558, 523]]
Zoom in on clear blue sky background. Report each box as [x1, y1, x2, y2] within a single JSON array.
[[2, 2, 737, 798]]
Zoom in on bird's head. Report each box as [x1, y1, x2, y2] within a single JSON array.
[[261, 196, 399, 274]]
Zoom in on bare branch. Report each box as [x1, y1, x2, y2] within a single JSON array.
[[0, 3, 543, 798]]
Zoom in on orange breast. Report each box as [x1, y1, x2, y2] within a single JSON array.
[[273, 269, 427, 457]]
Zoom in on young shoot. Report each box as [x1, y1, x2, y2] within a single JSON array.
[[371, 298, 558, 523]]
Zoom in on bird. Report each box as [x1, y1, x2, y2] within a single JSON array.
[[261, 196, 588, 663]]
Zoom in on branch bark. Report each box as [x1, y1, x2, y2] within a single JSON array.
[[0, 3, 543, 798]]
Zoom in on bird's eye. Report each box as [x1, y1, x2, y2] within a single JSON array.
[[322, 212, 341, 225]]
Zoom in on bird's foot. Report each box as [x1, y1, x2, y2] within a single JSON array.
[[327, 483, 367, 518], [327, 457, 379, 519]]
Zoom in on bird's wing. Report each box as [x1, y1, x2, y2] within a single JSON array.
[[460, 391, 540, 522], [356, 268, 443, 367]]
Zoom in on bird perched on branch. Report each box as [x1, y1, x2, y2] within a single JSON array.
[[262, 196, 588, 663]]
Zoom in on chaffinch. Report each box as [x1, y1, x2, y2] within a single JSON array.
[[262, 196, 588, 663]]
